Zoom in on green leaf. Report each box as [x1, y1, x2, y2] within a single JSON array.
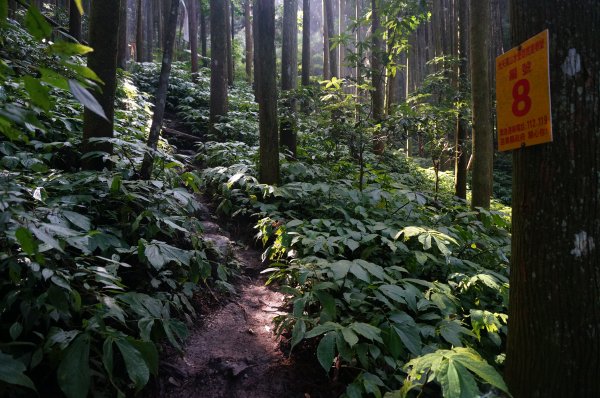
[[63, 211, 91, 231], [305, 322, 339, 338], [23, 76, 51, 111], [128, 339, 159, 376], [144, 244, 165, 270], [349, 261, 370, 283], [102, 338, 114, 379], [57, 334, 90, 398], [72, 0, 83, 14], [351, 322, 383, 343], [9, 322, 23, 340], [452, 348, 510, 394], [346, 238, 359, 251], [15, 227, 37, 255], [0, 0, 7, 23], [0, 352, 37, 391], [290, 319, 306, 350], [68, 80, 108, 121], [40, 68, 70, 91], [341, 327, 359, 347], [49, 41, 93, 56], [445, 360, 461, 398], [25, 5, 52, 40], [115, 339, 150, 391], [316, 332, 336, 373]]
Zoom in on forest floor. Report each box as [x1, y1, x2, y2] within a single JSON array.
[[150, 125, 338, 398]]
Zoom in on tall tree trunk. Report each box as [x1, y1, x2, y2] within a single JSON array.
[[200, 0, 208, 67], [281, 0, 298, 158], [210, 0, 228, 129], [244, 0, 253, 83], [82, 0, 121, 170], [301, 0, 310, 86], [139, 0, 180, 180], [253, 0, 260, 99], [322, 0, 330, 80], [469, 0, 492, 209], [136, 0, 145, 62], [145, 0, 154, 61], [225, 0, 234, 85], [505, 1, 600, 396], [256, 0, 279, 185], [454, 0, 468, 199], [324, 0, 336, 78], [371, 0, 385, 154], [188, 0, 199, 81], [338, 0, 345, 78], [68, 0, 82, 42], [117, 0, 128, 69]]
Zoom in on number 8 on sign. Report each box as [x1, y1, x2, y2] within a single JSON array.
[[512, 79, 532, 117], [496, 29, 553, 151]]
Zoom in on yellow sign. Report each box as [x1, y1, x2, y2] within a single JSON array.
[[496, 30, 552, 151]]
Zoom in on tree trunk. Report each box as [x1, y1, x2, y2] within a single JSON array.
[[68, 0, 82, 42], [210, 0, 228, 128], [253, 0, 260, 99], [505, 1, 600, 396], [145, 0, 154, 60], [136, 0, 145, 62], [338, 0, 345, 78], [139, 0, 179, 180], [244, 0, 253, 83], [324, 0, 336, 78], [256, 0, 279, 185], [454, 0, 468, 199], [225, 0, 234, 86], [469, 0, 492, 209], [301, 0, 310, 86], [200, 0, 208, 67], [82, 0, 121, 171], [117, 0, 128, 69], [371, 0, 385, 154], [188, 0, 199, 81], [281, 0, 298, 158], [322, 0, 330, 80]]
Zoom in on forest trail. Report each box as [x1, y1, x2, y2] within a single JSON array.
[[153, 195, 334, 398]]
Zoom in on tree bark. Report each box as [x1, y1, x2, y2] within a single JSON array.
[[301, 0, 310, 86], [469, 0, 492, 209], [324, 0, 336, 78], [200, 0, 208, 67], [145, 0, 154, 60], [322, 0, 330, 80], [371, 0, 385, 154], [117, 0, 128, 69], [68, 0, 82, 42], [256, 0, 279, 185], [244, 0, 253, 83], [225, 0, 234, 86], [454, 0, 468, 199], [505, 1, 600, 396], [136, 0, 145, 62], [139, 0, 179, 180], [281, 0, 298, 158], [210, 0, 228, 129], [188, 0, 199, 81], [82, 0, 121, 170]]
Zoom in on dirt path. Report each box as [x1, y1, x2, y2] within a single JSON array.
[[153, 200, 336, 398]]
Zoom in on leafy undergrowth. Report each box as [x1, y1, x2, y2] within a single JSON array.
[[0, 21, 237, 397], [185, 83, 513, 396]]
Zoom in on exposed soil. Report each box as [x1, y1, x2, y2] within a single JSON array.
[[151, 197, 339, 398]]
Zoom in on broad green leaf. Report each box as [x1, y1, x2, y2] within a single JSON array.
[[393, 324, 421, 357], [25, 6, 52, 40], [40, 68, 70, 90], [9, 322, 23, 340], [68, 80, 108, 121], [129, 339, 159, 376], [0, 352, 36, 391], [305, 322, 339, 338], [57, 334, 90, 398], [102, 338, 114, 378], [23, 76, 51, 111], [15, 227, 37, 255], [144, 244, 165, 270], [115, 339, 150, 391], [329, 260, 351, 280], [349, 261, 370, 283], [341, 327, 359, 347], [49, 41, 93, 56], [63, 211, 91, 231], [316, 332, 336, 372], [0, 0, 7, 22], [290, 319, 306, 350], [351, 322, 383, 343], [346, 238, 359, 251], [445, 360, 461, 398], [73, 0, 83, 14], [452, 348, 510, 394]]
